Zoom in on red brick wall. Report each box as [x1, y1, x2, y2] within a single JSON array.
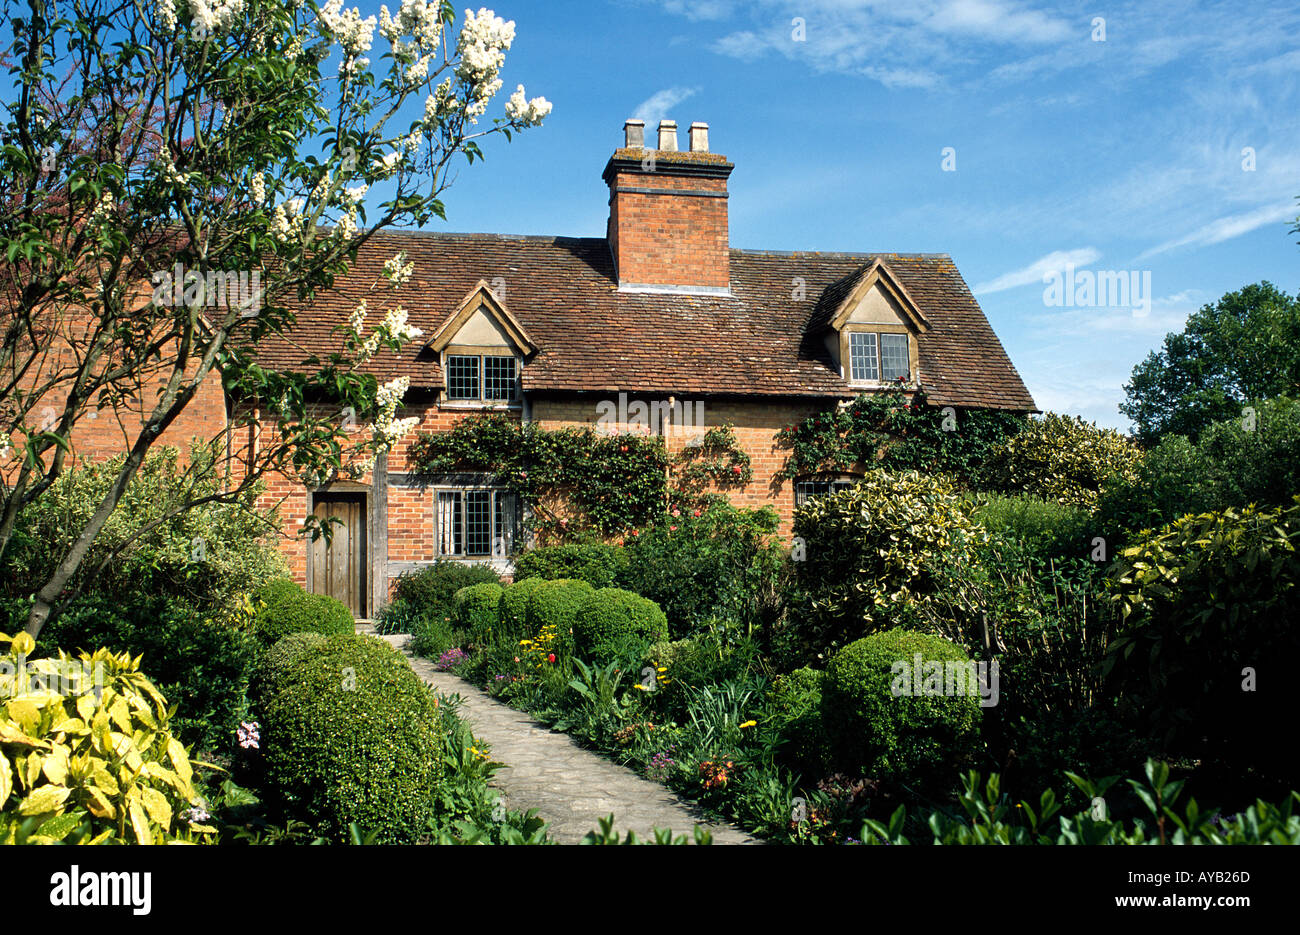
[[607, 168, 730, 289]]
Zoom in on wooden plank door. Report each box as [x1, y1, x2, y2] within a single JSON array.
[[310, 494, 367, 617]]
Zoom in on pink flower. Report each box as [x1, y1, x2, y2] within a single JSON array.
[[669, 525, 678, 531], [692, 509, 701, 517], [237, 721, 261, 750]]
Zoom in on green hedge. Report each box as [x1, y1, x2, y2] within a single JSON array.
[[524, 579, 594, 647], [498, 578, 545, 640], [252, 578, 354, 646], [452, 583, 505, 641], [823, 629, 981, 789], [572, 587, 669, 662], [972, 493, 1092, 562], [513, 544, 628, 589], [254, 633, 445, 843]]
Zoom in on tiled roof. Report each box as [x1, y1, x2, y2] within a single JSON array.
[[251, 230, 1036, 411]]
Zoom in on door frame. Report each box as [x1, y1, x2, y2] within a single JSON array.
[[306, 488, 369, 618]]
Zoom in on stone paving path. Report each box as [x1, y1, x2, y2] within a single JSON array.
[[369, 629, 760, 845]]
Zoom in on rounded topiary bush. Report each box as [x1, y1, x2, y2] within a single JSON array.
[[498, 577, 545, 639], [252, 578, 354, 646], [572, 587, 669, 662], [823, 628, 981, 790], [253, 632, 328, 697], [524, 578, 595, 646], [253, 633, 445, 843], [767, 666, 832, 777], [452, 582, 505, 640]]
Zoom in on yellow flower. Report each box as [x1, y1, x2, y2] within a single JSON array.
[[739, 720, 757, 729]]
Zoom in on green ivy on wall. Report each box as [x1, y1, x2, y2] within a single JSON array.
[[407, 415, 759, 541], [776, 388, 1028, 486], [407, 414, 669, 540]]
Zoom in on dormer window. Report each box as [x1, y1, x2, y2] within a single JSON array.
[[849, 332, 910, 383], [825, 259, 929, 389], [447, 353, 518, 401], [428, 279, 536, 407]]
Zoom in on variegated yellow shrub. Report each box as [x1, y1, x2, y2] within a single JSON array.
[[0, 632, 214, 844]]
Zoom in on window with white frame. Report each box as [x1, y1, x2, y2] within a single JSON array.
[[847, 331, 910, 383], [434, 488, 520, 558], [794, 475, 858, 509], [445, 354, 518, 402]]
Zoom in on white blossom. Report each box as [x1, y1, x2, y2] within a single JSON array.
[[504, 83, 551, 127], [189, 0, 245, 34], [250, 171, 266, 205], [453, 8, 515, 123], [381, 0, 444, 51], [383, 251, 415, 285], [155, 0, 178, 30], [373, 150, 404, 178], [349, 299, 367, 333]]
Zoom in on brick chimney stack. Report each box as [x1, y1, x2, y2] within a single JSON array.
[[603, 118, 734, 295]]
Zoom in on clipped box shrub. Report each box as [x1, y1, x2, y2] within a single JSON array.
[[513, 544, 628, 589], [252, 578, 354, 646], [251, 632, 328, 698], [1, 633, 213, 844], [823, 629, 981, 790], [253, 633, 445, 843], [452, 583, 505, 641], [498, 578, 546, 640], [766, 666, 832, 777], [391, 560, 500, 624], [572, 588, 669, 662], [524, 579, 595, 647]]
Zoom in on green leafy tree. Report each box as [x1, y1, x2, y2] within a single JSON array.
[[0, 0, 550, 637], [1120, 282, 1300, 445]]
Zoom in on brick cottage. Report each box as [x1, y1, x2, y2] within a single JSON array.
[[31, 119, 1036, 618]]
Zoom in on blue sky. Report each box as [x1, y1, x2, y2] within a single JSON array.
[[418, 0, 1300, 429]]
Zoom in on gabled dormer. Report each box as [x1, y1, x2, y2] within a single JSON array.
[[427, 280, 536, 406], [823, 259, 929, 389]]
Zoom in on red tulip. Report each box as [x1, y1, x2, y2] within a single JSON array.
[[547, 653, 557, 664]]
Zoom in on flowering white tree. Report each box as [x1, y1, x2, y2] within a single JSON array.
[[0, 0, 551, 637]]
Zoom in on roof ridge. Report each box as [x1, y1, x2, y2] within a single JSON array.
[[732, 248, 952, 260], [359, 229, 953, 261]]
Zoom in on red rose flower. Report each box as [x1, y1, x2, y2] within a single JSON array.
[[547, 653, 557, 664], [731, 465, 742, 474]]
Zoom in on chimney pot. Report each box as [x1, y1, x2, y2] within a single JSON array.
[[623, 118, 645, 149], [688, 122, 709, 153], [657, 119, 678, 152]]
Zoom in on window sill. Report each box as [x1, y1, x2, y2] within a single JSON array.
[[440, 401, 523, 411]]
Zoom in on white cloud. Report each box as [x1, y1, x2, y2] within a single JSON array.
[[632, 86, 700, 129], [973, 247, 1102, 295], [1137, 200, 1299, 259]]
